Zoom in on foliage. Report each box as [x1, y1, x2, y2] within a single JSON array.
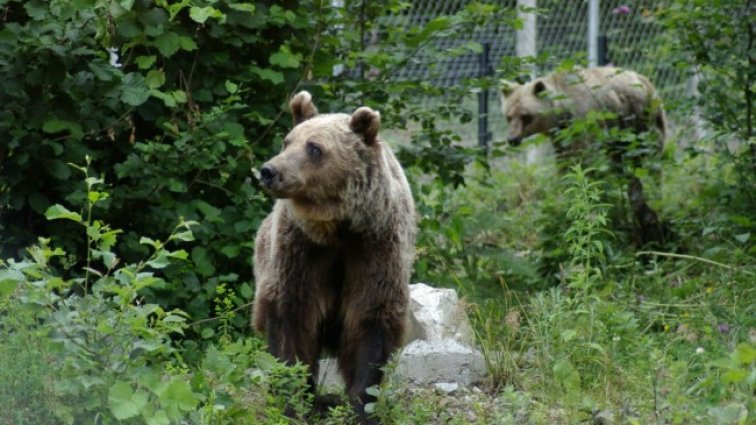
[[0, 0, 337, 333], [661, 0, 754, 141], [561, 164, 611, 291], [660, 0, 756, 221], [1, 1, 755, 424], [0, 0, 525, 338], [0, 165, 327, 424]]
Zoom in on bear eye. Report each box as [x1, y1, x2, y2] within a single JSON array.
[[306, 141, 322, 158], [521, 114, 533, 126]]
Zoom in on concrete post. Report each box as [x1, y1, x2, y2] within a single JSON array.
[[332, 0, 344, 77], [588, 0, 600, 67], [515, 0, 545, 164], [516, 0, 537, 77]]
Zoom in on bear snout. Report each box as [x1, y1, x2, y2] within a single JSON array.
[[508, 135, 523, 146], [259, 164, 278, 187]]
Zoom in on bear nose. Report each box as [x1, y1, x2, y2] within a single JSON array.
[[508, 136, 522, 146], [259, 164, 277, 186]]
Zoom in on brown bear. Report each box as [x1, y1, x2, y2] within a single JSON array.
[[500, 66, 669, 247], [252, 91, 416, 424]]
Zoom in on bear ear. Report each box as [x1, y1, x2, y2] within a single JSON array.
[[500, 80, 520, 97], [533, 80, 550, 97], [350, 107, 381, 145], [289, 91, 319, 125]]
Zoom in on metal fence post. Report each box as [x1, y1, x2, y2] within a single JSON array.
[[478, 42, 491, 151], [598, 34, 609, 66]]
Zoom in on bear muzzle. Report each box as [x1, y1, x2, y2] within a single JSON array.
[[508, 135, 523, 146], [258, 163, 302, 198], [259, 164, 278, 187]]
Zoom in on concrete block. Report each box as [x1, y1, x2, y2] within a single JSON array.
[[406, 283, 475, 346], [393, 339, 485, 386]]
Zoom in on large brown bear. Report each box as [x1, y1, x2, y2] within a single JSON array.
[[252, 91, 416, 424], [500, 67, 669, 247]]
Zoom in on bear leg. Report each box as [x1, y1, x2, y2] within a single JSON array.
[[627, 176, 667, 248], [265, 307, 321, 393], [339, 319, 395, 425]]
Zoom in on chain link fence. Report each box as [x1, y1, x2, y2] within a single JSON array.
[[383, 0, 689, 147]]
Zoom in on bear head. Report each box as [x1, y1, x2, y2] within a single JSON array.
[[500, 78, 560, 146], [259, 91, 381, 221]]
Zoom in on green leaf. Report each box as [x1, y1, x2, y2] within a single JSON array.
[[150, 89, 176, 107], [146, 69, 165, 89], [253, 351, 278, 371], [179, 36, 197, 51], [224, 80, 238, 94], [269, 45, 302, 68], [167, 0, 191, 20], [108, 381, 148, 420], [168, 249, 189, 260], [0, 269, 24, 299], [189, 6, 221, 24], [48, 159, 71, 180], [734, 232, 750, 243], [42, 119, 83, 139], [28, 192, 50, 213], [144, 409, 170, 425], [732, 343, 756, 364], [139, 236, 160, 248], [135, 55, 157, 69], [95, 250, 118, 269], [229, 3, 255, 14], [707, 403, 747, 425], [45, 204, 82, 223], [171, 90, 187, 103], [553, 359, 581, 392], [157, 379, 197, 417], [147, 251, 171, 269], [173, 230, 194, 242], [154, 31, 181, 57], [119, 0, 135, 10], [88, 61, 117, 81], [560, 329, 577, 342], [239, 282, 253, 298], [220, 245, 240, 258], [191, 246, 215, 276], [250, 66, 284, 84], [121, 73, 150, 106]]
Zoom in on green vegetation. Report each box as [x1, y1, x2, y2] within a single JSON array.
[[1, 0, 753, 424]]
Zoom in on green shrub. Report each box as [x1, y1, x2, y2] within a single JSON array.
[[0, 164, 318, 424]]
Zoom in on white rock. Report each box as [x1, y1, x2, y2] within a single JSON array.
[[433, 382, 459, 394], [406, 283, 475, 346], [318, 339, 486, 389], [394, 338, 485, 386], [316, 283, 486, 390], [316, 358, 343, 389]]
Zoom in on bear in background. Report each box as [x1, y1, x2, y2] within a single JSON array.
[[252, 91, 416, 424], [500, 66, 670, 248]]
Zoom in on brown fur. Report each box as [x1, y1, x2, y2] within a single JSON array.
[[253, 91, 416, 424], [501, 67, 667, 151], [500, 67, 670, 247]]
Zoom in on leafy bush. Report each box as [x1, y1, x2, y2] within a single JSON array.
[[0, 165, 321, 424], [0, 0, 524, 336], [0, 0, 331, 332], [1, 2, 754, 424]]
